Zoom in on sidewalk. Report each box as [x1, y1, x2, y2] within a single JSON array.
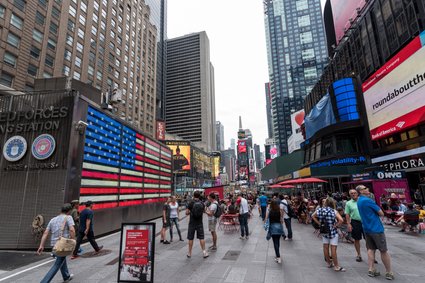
[[1, 208, 424, 282]]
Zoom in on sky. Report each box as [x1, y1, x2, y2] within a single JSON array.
[[167, 0, 327, 150]]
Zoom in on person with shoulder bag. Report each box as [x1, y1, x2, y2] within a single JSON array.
[[264, 200, 285, 263], [37, 203, 76, 283], [312, 198, 345, 272]]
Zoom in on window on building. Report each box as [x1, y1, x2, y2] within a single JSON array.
[[96, 71, 102, 80], [63, 65, 70, 76], [296, 0, 308, 11], [27, 64, 38, 76], [47, 38, 56, 50], [336, 136, 358, 154], [32, 29, 43, 43], [7, 32, 20, 48], [76, 42, 84, 53], [75, 56, 82, 67], [304, 66, 317, 80], [67, 19, 75, 32], [50, 21, 58, 34], [35, 11, 45, 25], [30, 45, 40, 59], [69, 5, 76, 17], [45, 54, 54, 67], [81, 1, 87, 13], [94, 1, 99, 11], [88, 65, 94, 75], [4, 52, 17, 67], [300, 31, 313, 44], [91, 25, 97, 36], [43, 71, 52, 78], [302, 48, 315, 60], [73, 71, 81, 80], [10, 13, 24, 29], [321, 138, 333, 157], [0, 72, 14, 87], [0, 5, 5, 19], [298, 15, 310, 27], [78, 28, 84, 39], [79, 14, 86, 25], [93, 13, 98, 23], [52, 6, 60, 18], [13, 0, 26, 12], [38, 0, 47, 7], [66, 34, 73, 46]]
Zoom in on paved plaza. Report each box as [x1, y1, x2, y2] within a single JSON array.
[[1, 209, 424, 283]]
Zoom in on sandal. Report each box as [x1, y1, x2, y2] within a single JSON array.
[[186, 254, 191, 258], [334, 266, 346, 272], [327, 262, 334, 268]]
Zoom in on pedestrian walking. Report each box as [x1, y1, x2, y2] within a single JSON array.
[[345, 189, 364, 262], [238, 193, 250, 240], [279, 194, 293, 240], [71, 201, 103, 259], [265, 200, 285, 263], [414, 189, 423, 206], [206, 192, 219, 251], [186, 191, 208, 258], [70, 200, 83, 254], [356, 185, 394, 280], [259, 192, 268, 221], [169, 196, 183, 242], [37, 203, 75, 283], [160, 197, 171, 244], [312, 198, 345, 272]]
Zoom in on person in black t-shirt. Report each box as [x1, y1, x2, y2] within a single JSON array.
[[186, 191, 208, 258], [71, 201, 103, 259], [399, 203, 420, 232], [160, 198, 171, 244]]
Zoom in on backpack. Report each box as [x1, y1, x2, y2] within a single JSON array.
[[213, 203, 222, 218], [191, 201, 204, 219], [282, 201, 295, 218]]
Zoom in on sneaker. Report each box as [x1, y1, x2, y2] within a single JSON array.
[[245, 236, 249, 240], [63, 274, 74, 282], [203, 251, 209, 258], [368, 270, 380, 277], [356, 256, 362, 262], [282, 235, 287, 240], [385, 272, 394, 280], [70, 255, 79, 260], [179, 238, 184, 242], [160, 240, 164, 243], [239, 236, 245, 240], [163, 240, 170, 244], [209, 246, 217, 251], [276, 258, 282, 264], [96, 245, 104, 253]]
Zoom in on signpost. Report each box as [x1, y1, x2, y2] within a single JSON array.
[[118, 223, 156, 283]]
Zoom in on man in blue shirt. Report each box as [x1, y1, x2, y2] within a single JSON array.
[[71, 201, 103, 259], [258, 192, 268, 221], [356, 185, 394, 280]]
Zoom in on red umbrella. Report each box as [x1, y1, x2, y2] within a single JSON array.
[[281, 185, 295, 189], [278, 177, 328, 185], [268, 184, 284, 188]]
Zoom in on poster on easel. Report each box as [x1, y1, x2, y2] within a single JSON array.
[[118, 223, 156, 282]]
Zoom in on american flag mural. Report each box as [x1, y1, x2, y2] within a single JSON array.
[[80, 106, 172, 210]]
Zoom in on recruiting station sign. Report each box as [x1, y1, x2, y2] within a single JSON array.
[[362, 31, 425, 140], [118, 223, 155, 283]]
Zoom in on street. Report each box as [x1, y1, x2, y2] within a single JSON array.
[[0, 208, 424, 283]]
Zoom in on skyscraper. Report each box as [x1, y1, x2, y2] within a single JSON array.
[[216, 121, 225, 151], [165, 32, 216, 152], [263, 0, 328, 154], [144, 0, 167, 121], [0, 0, 158, 136], [264, 82, 273, 139]]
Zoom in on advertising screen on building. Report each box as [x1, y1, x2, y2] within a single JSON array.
[[165, 141, 191, 173], [238, 140, 247, 153], [362, 31, 425, 140], [288, 109, 305, 154], [331, 0, 366, 43]]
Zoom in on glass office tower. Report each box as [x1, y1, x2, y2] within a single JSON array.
[[263, 0, 328, 154]]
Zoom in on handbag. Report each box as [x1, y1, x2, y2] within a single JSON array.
[[52, 216, 76, 257]]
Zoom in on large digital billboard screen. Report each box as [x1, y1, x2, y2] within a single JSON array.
[[288, 109, 305, 154], [166, 141, 191, 173], [362, 31, 425, 140], [330, 0, 366, 43]]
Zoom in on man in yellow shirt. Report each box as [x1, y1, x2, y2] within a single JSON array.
[[415, 205, 425, 220]]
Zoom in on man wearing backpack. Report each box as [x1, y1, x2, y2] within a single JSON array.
[[206, 192, 220, 251], [279, 194, 293, 240], [186, 191, 209, 258]]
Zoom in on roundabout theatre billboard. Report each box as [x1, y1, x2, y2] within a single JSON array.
[[362, 31, 425, 140]]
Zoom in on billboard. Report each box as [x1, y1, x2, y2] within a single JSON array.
[[237, 140, 247, 153], [288, 109, 305, 154], [156, 121, 165, 141], [166, 141, 191, 173], [362, 31, 425, 140], [330, 0, 367, 43]]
